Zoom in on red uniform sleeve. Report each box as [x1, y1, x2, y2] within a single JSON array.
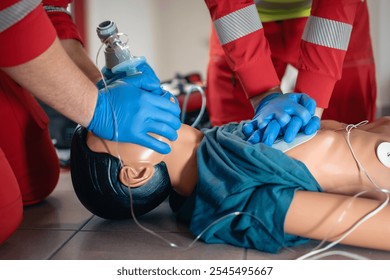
[[295, 0, 361, 108], [0, 3, 56, 67], [42, 0, 84, 44], [204, 0, 280, 99]]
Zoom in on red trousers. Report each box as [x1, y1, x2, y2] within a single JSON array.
[[206, 2, 376, 126], [0, 71, 59, 244]]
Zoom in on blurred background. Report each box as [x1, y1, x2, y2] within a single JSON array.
[[50, 0, 390, 163], [74, 0, 390, 117]]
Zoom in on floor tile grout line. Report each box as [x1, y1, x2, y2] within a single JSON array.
[[243, 249, 247, 260], [47, 215, 95, 260]]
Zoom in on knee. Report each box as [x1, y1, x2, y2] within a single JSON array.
[[0, 152, 24, 244], [0, 198, 23, 245], [21, 142, 60, 205], [21, 166, 59, 206], [20, 155, 60, 206]]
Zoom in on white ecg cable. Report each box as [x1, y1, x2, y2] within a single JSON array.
[[180, 84, 207, 128], [126, 187, 296, 252], [302, 250, 369, 260]]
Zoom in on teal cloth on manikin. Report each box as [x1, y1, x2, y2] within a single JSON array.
[[177, 121, 322, 254]]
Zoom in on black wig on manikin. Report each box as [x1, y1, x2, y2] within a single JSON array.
[[70, 126, 172, 220]]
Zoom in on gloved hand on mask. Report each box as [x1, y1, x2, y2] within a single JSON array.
[[242, 92, 320, 146], [88, 76, 181, 154], [96, 62, 160, 91]]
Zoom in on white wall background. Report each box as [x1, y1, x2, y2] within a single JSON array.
[[367, 0, 390, 115], [85, 0, 210, 82], [84, 0, 390, 115]]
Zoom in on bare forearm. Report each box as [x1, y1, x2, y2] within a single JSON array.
[[60, 39, 102, 85], [2, 38, 97, 127], [285, 191, 390, 251]]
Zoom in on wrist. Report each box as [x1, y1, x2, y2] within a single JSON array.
[[315, 107, 324, 119], [250, 86, 282, 111], [86, 89, 103, 131]]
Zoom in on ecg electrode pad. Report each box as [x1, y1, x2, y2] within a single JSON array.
[[377, 142, 390, 168]]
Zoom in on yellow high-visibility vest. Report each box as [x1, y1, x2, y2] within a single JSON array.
[[255, 0, 312, 22]]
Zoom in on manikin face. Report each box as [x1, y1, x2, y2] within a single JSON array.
[[86, 133, 170, 188], [87, 123, 203, 196]]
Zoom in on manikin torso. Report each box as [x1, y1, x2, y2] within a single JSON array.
[[87, 118, 390, 198], [164, 118, 390, 198], [286, 119, 390, 198]]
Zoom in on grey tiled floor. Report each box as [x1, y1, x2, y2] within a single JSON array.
[[1, 170, 390, 260]]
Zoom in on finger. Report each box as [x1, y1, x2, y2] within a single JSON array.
[[286, 93, 301, 103], [273, 110, 291, 127], [303, 116, 320, 135], [262, 119, 281, 146], [298, 94, 316, 116], [284, 103, 312, 126], [137, 62, 156, 76], [247, 129, 262, 144], [283, 116, 303, 143], [121, 74, 161, 92], [252, 113, 273, 130], [140, 76, 162, 91], [146, 108, 182, 131], [145, 94, 182, 117], [145, 121, 179, 142], [242, 122, 255, 138], [162, 90, 179, 105], [137, 63, 162, 88]]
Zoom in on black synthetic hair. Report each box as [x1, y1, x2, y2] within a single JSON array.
[[70, 126, 172, 220]]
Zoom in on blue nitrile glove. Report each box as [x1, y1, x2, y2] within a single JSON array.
[[242, 93, 320, 146], [96, 62, 160, 90], [96, 67, 126, 89], [87, 77, 181, 154]]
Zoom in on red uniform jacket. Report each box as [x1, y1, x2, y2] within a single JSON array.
[[0, 0, 81, 67], [205, 0, 363, 108]]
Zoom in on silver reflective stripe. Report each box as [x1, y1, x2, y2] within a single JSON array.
[[302, 16, 352, 50], [0, 0, 41, 32], [43, 5, 71, 17], [255, 0, 312, 10], [214, 4, 262, 45]]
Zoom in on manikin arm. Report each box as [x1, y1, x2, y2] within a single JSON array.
[[285, 191, 390, 251]]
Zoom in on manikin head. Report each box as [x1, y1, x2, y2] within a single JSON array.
[[70, 124, 201, 219]]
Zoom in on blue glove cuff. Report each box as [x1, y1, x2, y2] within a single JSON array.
[[96, 79, 105, 90], [86, 91, 101, 131], [255, 92, 283, 115], [87, 90, 115, 141]]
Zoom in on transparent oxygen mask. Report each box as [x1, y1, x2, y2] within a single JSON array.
[[96, 20, 145, 76]]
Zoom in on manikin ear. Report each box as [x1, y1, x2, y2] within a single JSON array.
[[119, 163, 155, 188]]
